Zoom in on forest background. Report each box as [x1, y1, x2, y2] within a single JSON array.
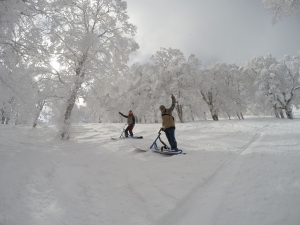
[[1, 0, 300, 139]]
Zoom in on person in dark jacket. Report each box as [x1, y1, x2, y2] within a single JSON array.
[[159, 94, 178, 150], [119, 110, 135, 138]]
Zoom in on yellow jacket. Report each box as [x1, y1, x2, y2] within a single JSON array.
[[161, 96, 176, 130]]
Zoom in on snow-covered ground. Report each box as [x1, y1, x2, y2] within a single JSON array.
[[1, 118, 300, 225]]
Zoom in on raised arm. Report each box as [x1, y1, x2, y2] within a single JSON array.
[[119, 112, 128, 118], [167, 94, 176, 112]]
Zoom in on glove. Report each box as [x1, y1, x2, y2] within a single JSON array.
[[119, 112, 121, 115]]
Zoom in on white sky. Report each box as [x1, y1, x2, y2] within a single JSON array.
[[125, 0, 300, 66]]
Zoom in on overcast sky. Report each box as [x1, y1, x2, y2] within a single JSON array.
[[125, 0, 300, 67]]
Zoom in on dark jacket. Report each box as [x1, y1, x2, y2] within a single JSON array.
[[120, 113, 135, 125]]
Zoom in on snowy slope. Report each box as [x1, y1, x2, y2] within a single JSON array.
[[1, 118, 300, 225]]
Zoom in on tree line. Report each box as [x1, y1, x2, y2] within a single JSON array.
[[87, 48, 300, 124], [1, 0, 300, 139]]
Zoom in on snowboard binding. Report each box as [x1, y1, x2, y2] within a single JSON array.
[[161, 145, 170, 152]]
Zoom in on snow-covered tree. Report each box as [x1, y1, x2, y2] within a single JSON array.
[[121, 62, 159, 123], [37, 0, 138, 139], [257, 54, 300, 119], [150, 48, 201, 122], [243, 54, 280, 117], [263, 0, 300, 23], [0, 62, 35, 125], [180, 54, 205, 121], [0, 0, 61, 127], [199, 63, 227, 121], [212, 63, 246, 120], [0, 0, 30, 35], [81, 71, 123, 123]]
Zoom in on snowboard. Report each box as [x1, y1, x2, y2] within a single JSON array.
[[130, 136, 143, 139], [111, 136, 143, 140], [152, 148, 183, 155], [133, 146, 184, 155]]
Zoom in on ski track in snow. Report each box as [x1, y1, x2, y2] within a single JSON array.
[[1, 119, 300, 225], [156, 124, 273, 225]]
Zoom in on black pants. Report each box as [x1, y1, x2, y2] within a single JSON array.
[[125, 124, 134, 137]]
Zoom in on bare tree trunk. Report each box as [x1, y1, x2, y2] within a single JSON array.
[[61, 88, 80, 139], [207, 107, 219, 121], [227, 112, 231, 120], [273, 105, 280, 118], [277, 91, 297, 119], [154, 110, 158, 123], [240, 113, 244, 120], [279, 110, 284, 118], [1, 109, 5, 124], [176, 104, 184, 123], [273, 105, 285, 118], [212, 113, 219, 121], [204, 111, 207, 120], [33, 100, 45, 128], [201, 91, 219, 121], [190, 106, 195, 121], [14, 112, 19, 125], [236, 100, 244, 120], [284, 106, 293, 119], [61, 53, 87, 139]]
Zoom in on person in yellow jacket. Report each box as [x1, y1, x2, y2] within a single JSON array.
[[159, 94, 178, 150]]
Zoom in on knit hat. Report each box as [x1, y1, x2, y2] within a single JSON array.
[[159, 105, 166, 110]]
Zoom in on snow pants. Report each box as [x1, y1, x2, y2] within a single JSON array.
[[164, 127, 177, 149], [125, 124, 134, 137]]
